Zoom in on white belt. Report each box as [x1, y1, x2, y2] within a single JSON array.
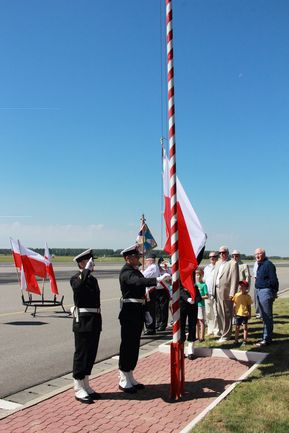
[[70, 306, 101, 322], [122, 298, 145, 304], [79, 308, 101, 313]]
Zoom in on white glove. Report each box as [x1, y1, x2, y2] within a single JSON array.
[[85, 257, 94, 271], [157, 273, 171, 283], [187, 297, 194, 304]]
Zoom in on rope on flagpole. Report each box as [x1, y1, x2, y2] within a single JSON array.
[[166, 0, 184, 399]]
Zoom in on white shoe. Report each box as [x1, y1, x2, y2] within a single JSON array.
[[119, 370, 136, 393], [217, 337, 228, 343], [73, 379, 92, 403], [83, 376, 101, 399], [128, 371, 145, 390]]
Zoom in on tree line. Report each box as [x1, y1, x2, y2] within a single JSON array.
[[0, 248, 287, 260]]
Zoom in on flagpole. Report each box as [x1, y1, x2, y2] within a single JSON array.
[[166, 0, 184, 399], [141, 214, 145, 271]]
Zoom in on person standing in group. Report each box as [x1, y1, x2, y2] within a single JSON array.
[[231, 250, 251, 286], [155, 257, 171, 331], [195, 268, 209, 342], [203, 252, 219, 337], [212, 246, 239, 342], [180, 275, 201, 360], [142, 253, 159, 335], [232, 280, 252, 345], [118, 245, 170, 393], [254, 248, 279, 347], [253, 259, 261, 319], [70, 249, 102, 404]]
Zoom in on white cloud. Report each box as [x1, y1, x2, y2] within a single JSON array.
[[0, 222, 138, 249]]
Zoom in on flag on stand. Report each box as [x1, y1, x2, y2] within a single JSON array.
[[162, 151, 207, 298], [10, 238, 47, 278], [18, 240, 41, 295], [44, 242, 59, 295], [136, 222, 157, 254], [10, 237, 27, 290]]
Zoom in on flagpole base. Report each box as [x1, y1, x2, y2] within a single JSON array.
[[170, 341, 184, 400]]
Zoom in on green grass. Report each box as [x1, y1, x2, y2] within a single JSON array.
[[192, 298, 289, 433]]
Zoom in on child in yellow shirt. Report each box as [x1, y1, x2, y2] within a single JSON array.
[[232, 280, 252, 345]]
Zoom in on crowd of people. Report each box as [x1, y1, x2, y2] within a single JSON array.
[[69, 245, 279, 403]]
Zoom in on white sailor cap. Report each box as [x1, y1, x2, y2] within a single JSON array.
[[121, 244, 141, 257], [73, 249, 93, 263]]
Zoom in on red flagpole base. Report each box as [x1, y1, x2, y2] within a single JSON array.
[[170, 341, 185, 400]]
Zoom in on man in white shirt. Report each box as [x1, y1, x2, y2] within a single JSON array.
[[204, 252, 219, 336], [142, 253, 159, 335]]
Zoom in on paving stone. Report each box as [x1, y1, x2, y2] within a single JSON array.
[[0, 351, 252, 433]]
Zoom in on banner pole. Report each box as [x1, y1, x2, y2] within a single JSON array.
[[166, 0, 184, 399]]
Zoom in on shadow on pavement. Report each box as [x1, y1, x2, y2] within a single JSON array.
[[97, 377, 235, 403], [4, 321, 48, 326]]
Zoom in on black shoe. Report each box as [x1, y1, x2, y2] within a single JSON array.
[[88, 392, 102, 400], [133, 383, 145, 390], [188, 354, 196, 360], [118, 385, 137, 394], [157, 326, 166, 331], [75, 395, 93, 404], [144, 330, 156, 335]]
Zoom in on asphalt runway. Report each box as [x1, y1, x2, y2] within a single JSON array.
[[0, 262, 288, 399], [0, 263, 163, 399]]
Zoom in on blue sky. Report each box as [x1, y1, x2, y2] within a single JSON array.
[[0, 0, 288, 256]]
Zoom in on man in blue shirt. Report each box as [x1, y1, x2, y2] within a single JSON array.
[[255, 248, 279, 346]]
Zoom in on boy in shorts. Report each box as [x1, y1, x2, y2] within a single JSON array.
[[232, 280, 252, 345], [195, 268, 209, 342]]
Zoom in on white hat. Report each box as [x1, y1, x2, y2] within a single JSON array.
[[121, 244, 141, 257], [73, 249, 93, 263], [232, 250, 240, 255]]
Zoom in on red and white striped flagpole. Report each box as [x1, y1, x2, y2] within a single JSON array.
[[166, 0, 184, 399]]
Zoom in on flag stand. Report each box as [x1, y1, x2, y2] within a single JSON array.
[[10, 238, 69, 317]]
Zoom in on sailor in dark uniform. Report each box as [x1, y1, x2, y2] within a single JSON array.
[[71, 249, 102, 404], [118, 244, 170, 393]]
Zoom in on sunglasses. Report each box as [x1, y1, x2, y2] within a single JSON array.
[[209, 256, 218, 258], [219, 251, 227, 254]]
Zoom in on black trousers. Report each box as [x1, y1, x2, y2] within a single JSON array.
[[180, 301, 198, 342], [155, 289, 170, 329], [119, 305, 144, 372], [145, 290, 157, 331], [73, 331, 100, 379]]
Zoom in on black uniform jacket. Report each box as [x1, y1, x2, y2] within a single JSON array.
[[70, 269, 102, 333], [119, 263, 157, 322]]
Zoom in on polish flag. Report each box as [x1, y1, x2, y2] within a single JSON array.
[[18, 240, 41, 295], [10, 237, 22, 270], [162, 151, 206, 299], [10, 238, 27, 290], [13, 241, 47, 278], [44, 242, 59, 295]]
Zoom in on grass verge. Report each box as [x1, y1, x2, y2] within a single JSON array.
[[192, 297, 289, 433]]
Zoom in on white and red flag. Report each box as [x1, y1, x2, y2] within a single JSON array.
[[162, 151, 206, 299], [10, 237, 27, 290], [10, 238, 47, 278], [10, 238, 42, 295], [44, 242, 59, 295]]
